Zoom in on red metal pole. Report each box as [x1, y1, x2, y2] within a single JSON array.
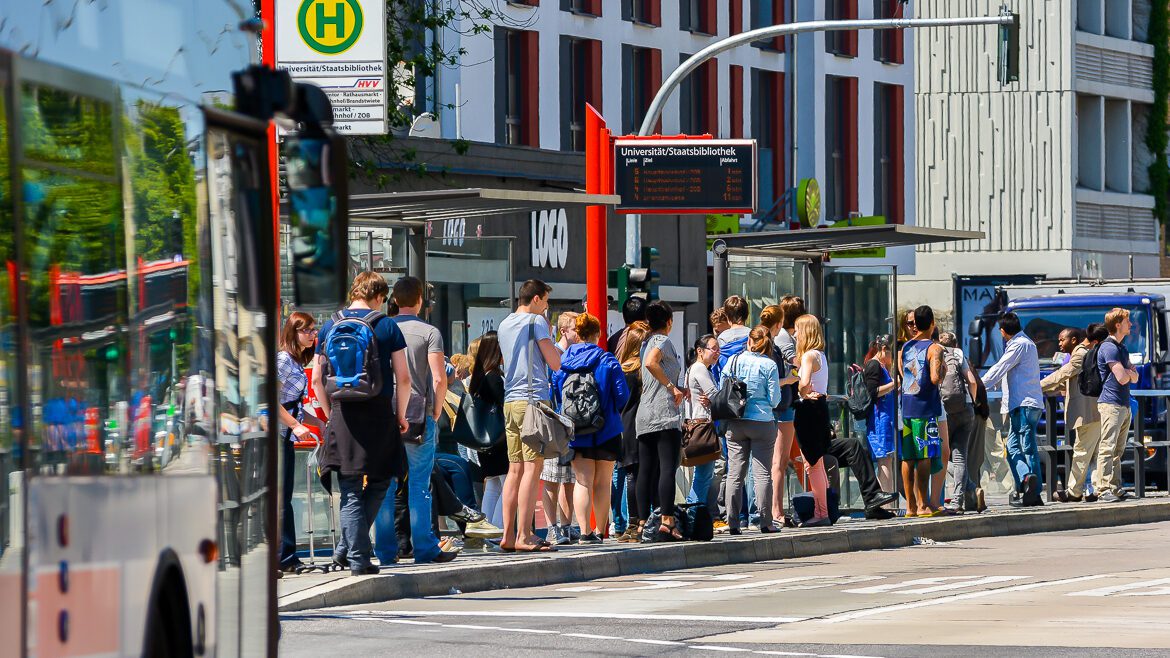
[[262, 0, 281, 308], [585, 104, 608, 346]]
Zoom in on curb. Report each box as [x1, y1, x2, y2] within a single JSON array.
[[278, 499, 1170, 612]]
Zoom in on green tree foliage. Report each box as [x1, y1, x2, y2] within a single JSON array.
[[1148, 0, 1169, 245]]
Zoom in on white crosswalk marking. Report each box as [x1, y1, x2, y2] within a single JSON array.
[[843, 575, 1026, 595], [692, 575, 884, 593], [556, 580, 693, 593], [1067, 577, 1170, 597]]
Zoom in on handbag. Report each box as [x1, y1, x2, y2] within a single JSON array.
[[518, 318, 573, 458], [680, 371, 719, 466], [709, 354, 747, 421], [452, 391, 506, 452]]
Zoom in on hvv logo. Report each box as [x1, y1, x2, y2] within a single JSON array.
[[531, 208, 569, 270], [353, 78, 381, 89]]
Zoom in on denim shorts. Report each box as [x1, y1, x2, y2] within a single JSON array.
[[776, 407, 796, 423]]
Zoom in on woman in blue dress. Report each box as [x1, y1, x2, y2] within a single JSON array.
[[863, 334, 898, 495]]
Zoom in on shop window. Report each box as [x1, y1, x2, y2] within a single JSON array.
[[873, 82, 904, 224], [825, 0, 858, 58], [561, 37, 602, 151], [750, 0, 785, 51], [623, 0, 661, 26], [751, 69, 785, 211], [825, 75, 858, 221], [621, 44, 663, 134], [679, 55, 717, 135], [561, 0, 601, 16], [872, 0, 904, 64], [495, 28, 540, 147], [680, 0, 716, 35]]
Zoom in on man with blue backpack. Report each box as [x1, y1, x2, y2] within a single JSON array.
[[312, 272, 412, 576]]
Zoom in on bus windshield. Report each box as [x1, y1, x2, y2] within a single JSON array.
[[1014, 305, 1150, 365]]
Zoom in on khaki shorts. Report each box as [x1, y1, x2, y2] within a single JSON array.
[[504, 400, 549, 463]]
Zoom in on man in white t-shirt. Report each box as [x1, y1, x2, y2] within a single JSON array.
[[497, 280, 562, 552]]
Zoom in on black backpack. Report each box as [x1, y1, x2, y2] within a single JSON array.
[[710, 354, 748, 421], [845, 364, 872, 420], [1078, 342, 1105, 397], [562, 370, 605, 434]]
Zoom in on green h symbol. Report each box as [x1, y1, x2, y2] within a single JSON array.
[[315, 2, 347, 39]]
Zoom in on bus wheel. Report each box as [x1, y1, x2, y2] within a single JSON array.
[[144, 552, 194, 658]]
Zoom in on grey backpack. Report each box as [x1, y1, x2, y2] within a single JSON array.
[[562, 370, 605, 435], [939, 348, 971, 414]]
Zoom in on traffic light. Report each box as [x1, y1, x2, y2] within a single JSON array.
[[609, 265, 631, 307], [997, 5, 1020, 84], [628, 246, 661, 301]]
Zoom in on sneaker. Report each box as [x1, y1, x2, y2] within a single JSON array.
[[568, 524, 582, 543], [579, 532, 603, 545], [449, 505, 486, 524], [464, 519, 504, 539], [350, 564, 380, 576], [553, 525, 572, 546], [1084, 492, 1100, 502], [1099, 491, 1124, 503], [712, 520, 729, 534]]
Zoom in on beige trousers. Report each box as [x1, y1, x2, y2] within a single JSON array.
[[1096, 403, 1132, 496]]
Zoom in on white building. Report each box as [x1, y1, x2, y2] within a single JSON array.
[[907, 0, 1161, 313], [414, 0, 916, 270]]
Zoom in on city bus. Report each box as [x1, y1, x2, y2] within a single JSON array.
[[0, 2, 346, 656]]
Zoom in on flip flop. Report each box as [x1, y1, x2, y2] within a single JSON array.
[[514, 543, 557, 552]]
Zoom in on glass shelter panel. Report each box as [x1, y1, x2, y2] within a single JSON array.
[[823, 266, 896, 395], [727, 254, 805, 325]]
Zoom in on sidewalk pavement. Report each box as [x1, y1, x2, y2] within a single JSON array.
[[278, 495, 1170, 612]]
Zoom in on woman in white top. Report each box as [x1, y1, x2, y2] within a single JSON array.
[[684, 334, 720, 509], [791, 314, 833, 528]]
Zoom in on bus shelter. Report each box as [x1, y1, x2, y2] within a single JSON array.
[[711, 225, 983, 509]]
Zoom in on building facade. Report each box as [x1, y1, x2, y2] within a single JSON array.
[[908, 0, 1162, 315]]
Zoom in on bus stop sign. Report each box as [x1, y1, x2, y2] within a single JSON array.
[[612, 138, 757, 215]]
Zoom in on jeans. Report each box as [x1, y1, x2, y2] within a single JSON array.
[[1006, 406, 1043, 492], [374, 417, 441, 563], [435, 452, 477, 509], [337, 474, 391, 569], [611, 466, 629, 532], [279, 439, 300, 567], [686, 461, 715, 506]]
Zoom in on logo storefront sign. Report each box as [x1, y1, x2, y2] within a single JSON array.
[[276, 0, 387, 135], [531, 209, 569, 270]]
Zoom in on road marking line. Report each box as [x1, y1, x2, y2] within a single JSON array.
[[626, 638, 685, 646], [691, 645, 750, 652], [844, 575, 987, 594], [898, 575, 1029, 594], [1068, 577, 1170, 597], [556, 580, 694, 593], [820, 574, 1112, 623], [347, 617, 440, 626], [694, 575, 884, 593], [562, 633, 623, 640], [358, 610, 808, 623]]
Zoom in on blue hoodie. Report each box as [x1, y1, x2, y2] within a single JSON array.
[[552, 342, 631, 448]]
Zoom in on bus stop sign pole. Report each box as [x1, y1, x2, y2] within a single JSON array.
[[585, 104, 610, 344]]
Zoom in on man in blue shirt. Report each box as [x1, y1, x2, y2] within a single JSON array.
[[981, 312, 1045, 507], [1096, 308, 1140, 502]]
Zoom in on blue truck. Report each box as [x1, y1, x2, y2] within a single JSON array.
[[967, 281, 1170, 489]]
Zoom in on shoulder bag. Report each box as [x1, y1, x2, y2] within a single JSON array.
[[681, 368, 720, 466], [452, 387, 506, 452], [520, 317, 574, 458]]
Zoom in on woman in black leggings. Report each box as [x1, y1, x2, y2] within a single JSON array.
[[634, 301, 686, 541]]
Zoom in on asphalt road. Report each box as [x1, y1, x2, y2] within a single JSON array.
[[280, 521, 1170, 657]]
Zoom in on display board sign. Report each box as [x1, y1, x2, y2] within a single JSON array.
[[276, 0, 388, 135], [613, 139, 757, 214]]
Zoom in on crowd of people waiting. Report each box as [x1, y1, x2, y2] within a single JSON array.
[[274, 271, 1143, 576]]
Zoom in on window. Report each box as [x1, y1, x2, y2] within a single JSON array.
[[621, 45, 662, 134], [680, 0, 716, 35], [873, 83, 904, 224], [750, 0, 785, 51], [495, 28, 540, 147], [730, 0, 743, 35], [872, 0, 904, 64], [561, 37, 602, 151], [623, 0, 661, 26], [561, 0, 601, 16], [751, 69, 785, 210], [825, 75, 858, 221], [679, 55, 717, 135], [825, 0, 858, 57], [729, 65, 744, 138]]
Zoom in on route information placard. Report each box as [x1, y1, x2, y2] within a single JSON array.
[[612, 139, 757, 214], [276, 0, 387, 135]]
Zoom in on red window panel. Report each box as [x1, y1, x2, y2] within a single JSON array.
[[729, 65, 744, 138], [586, 39, 602, 110], [650, 0, 662, 26], [729, 0, 743, 35], [771, 0, 785, 51], [770, 71, 786, 202], [702, 58, 718, 135], [647, 47, 663, 132], [700, 0, 716, 34], [586, 0, 602, 15], [522, 31, 540, 147], [889, 83, 904, 223], [843, 75, 858, 215], [875, 0, 904, 63], [826, 0, 858, 57]]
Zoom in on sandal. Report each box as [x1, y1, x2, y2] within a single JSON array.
[[618, 524, 643, 543], [657, 517, 683, 542]]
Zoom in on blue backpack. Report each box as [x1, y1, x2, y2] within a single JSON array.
[[323, 310, 385, 401], [712, 334, 749, 384]]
